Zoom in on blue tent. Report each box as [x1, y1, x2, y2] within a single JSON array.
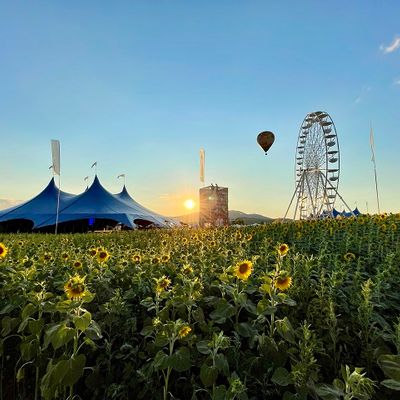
[[0, 176, 178, 231], [0, 178, 76, 229]]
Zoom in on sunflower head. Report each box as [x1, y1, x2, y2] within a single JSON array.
[[278, 243, 289, 257], [344, 252, 356, 262], [0, 242, 8, 259], [132, 254, 141, 263], [182, 264, 194, 275], [73, 260, 83, 270], [155, 276, 171, 293], [274, 272, 292, 291], [61, 253, 69, 261], [234, 260, 253, 281], [161, 254, 170, 263], [97, 249, 110, 263], [89, 248, 98, 257], [178, 325, 192, 339], [64, 275, 86, 300]]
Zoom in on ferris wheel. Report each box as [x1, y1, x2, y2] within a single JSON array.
[[285, 111, 348, 220]]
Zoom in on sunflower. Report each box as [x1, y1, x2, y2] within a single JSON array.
[[178, 325, 192, 338], [61, 253, 69, 261], [161, 254, 170, 263], [155, 276, 171, 293], [64, 275, 86, 300], [42, 253, 53, 262], [73, 260, 83, 270], [132, 254, 141, 263], [344, 252, 356, 262], [152, 257, 160, 265], [89, 248, 97, 257], [274, 273, 292, 291], [278, 243, 289, 257], [234, 260, 253, 281], [182, 264, 194, 274], [0, 243, 8, 258], [97, 249, 110, 263]]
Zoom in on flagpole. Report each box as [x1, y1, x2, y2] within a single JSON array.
[[55, 175, 61, 234], [51, 139, 61, 234], [370, 124, 381, 214]]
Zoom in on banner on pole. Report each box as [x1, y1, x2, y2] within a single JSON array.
[[370, 127, 375, 163], [91, 161, 97, 169], [51, 140, 60, 175], [200, 148, 205, 184]]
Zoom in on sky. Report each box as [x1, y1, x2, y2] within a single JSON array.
[[0, 1, 399, 218]]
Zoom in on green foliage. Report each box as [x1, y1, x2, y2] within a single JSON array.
[[0, 214, 399, 398]]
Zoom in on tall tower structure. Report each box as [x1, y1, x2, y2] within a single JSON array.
[[199, 185, 229, 227]]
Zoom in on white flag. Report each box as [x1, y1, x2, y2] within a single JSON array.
[[200, 148, 205, 183], [117, 174, 125, 179], [370, 127, 375, 163], [51, 140, 60, 175]]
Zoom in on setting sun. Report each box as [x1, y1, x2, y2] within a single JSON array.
[[184, 199, 195, 210]]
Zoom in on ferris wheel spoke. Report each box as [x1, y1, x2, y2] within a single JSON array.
[[293, 111, 340, 219]]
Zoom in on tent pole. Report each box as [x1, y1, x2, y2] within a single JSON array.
[[55, 175, 61, 234]]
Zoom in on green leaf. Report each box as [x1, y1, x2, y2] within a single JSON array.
[[196, 340, 211, 355], [192, 308, 205, 323], [200, 364, 218, 387], [73, 311, 91, 332], [16, 366, 25, 382], [85, 320, 102, 340], [169, 347, 191, 372], [210, 299, 236, 323], [378, 354, 400, 381], [153, 350, 169, 370], [275, 317, 296, 344], [256, 299, 276, 315], [214, 385, 227, 400], [61, 354, 86, 386], [1, 316, 19, 336], [271, 367, 293, 386], [20, 338, 39, 361], [381, 379, 400, 391], [45, 324, 75, 350], [215, 353, 229, 376], [28, 319, 44, 336], [21, 303, 37, 320], [314, 384, 343, 399], [154, 333, 169, 348], [235, 322, 257, 337]]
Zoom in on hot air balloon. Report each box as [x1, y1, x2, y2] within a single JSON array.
[[257, 131, 275, 154]]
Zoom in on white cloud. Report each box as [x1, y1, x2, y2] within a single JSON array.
[[380, 36, 400, 53], [0, 199, 21, 210], [394, 79, 400, 85]]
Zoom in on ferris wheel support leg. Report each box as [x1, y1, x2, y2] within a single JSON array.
[[284, 173, 304, 220], [322, 172, 355, 216], [304, 172, 318, 218]]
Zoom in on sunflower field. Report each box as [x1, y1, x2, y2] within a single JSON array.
[[1, 214, 400, 400]]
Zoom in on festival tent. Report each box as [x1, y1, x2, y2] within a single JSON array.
[[0, 178, 76, 230], [115, 185, 177, 227], [0, 176, 178, 231]]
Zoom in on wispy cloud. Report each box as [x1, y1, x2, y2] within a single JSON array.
[[380, 36, 400, 54], [0, 199, 21, 211], [394, 78, 400, 85], [354, 86, 371, 104]]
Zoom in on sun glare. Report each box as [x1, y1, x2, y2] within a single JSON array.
[[184, 199, 195, 210]]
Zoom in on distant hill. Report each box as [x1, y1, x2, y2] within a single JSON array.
[[175, 210, 274, 225]]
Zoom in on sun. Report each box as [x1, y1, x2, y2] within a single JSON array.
[[184, 199, 195, 210]]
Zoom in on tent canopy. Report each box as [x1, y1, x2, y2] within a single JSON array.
[[0, 176, 178, 231]]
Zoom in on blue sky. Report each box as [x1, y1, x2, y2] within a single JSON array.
[[0, 1, 399, 217]]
